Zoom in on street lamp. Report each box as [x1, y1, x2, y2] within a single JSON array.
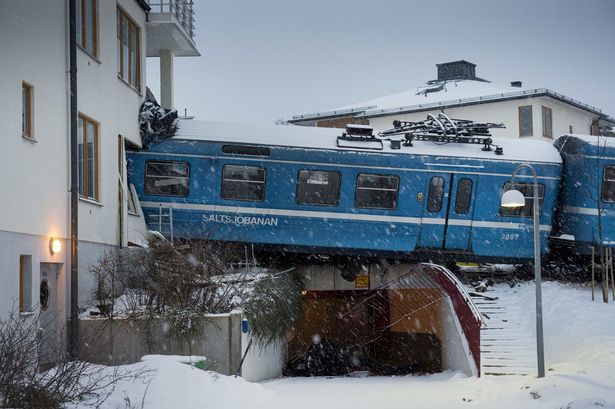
[[500, 163, 545, 378]]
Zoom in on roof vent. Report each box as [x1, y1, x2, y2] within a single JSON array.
[[337, 124, 383, 150], [436, 60, 477, 81], [510, 81, 522, 88]]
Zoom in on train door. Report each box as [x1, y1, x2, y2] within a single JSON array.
[[418, 173, 450, 248], [444, 175, 477, 250], [417, 173, 477, 250]]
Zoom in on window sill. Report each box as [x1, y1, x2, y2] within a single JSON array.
[[117, 76, 143, 96], [22, 135, 37, 143], [77, 45, 101, 64], [79, 196, 103, 207]]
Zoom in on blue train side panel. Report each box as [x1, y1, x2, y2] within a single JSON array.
[[127, 120, 563, 263], [554, 135, 615, 254]]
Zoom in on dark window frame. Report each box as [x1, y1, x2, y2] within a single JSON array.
[[144, 160, 190, 197], [76, 0, 98, 58], [499, 182, 545, 218], [518, 105, 533, 137], [542, 106, 553, 138], [454, 178, 473, 214], [295, 169, 342, 207], [221, 164, 266, 202], [427, 176, 445, 213], [22, 81, 33, 139], [19, 255, 32, 313], [117, 6, 141, 92], [354, 173, 399, 210], [78, 113, 100, 201], [601, 166, 615, 203]]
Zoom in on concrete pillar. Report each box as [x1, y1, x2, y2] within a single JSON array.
[[160, 50, 174, 110]]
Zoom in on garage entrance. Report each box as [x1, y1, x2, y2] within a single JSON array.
[[286, 263, 482, 377]]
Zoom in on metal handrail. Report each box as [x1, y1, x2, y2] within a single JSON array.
[[147, 0, 195, 39]]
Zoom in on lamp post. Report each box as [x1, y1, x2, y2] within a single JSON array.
[[500, 163, 545, 378]]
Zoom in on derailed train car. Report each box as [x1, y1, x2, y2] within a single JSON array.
[[127, 119, 563, 265], [551, 135, 615, 259]]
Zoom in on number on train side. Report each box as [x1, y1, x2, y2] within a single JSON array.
[[500, 233, 520, 241]]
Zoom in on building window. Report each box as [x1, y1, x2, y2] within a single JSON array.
[[569, 125, 573, 134], [76, 0, 98, 57], [518, 105, 533, 137], [499, 183, 545, 217], [427, 176, 445, 213], [454, 178, 473, 214], [221, 165, 266, 201], [78, 114, 99, 200], [117, 7, 141, 91], [19, 255, 32, 313], [601, 166, 615, 203], [144, 161, 190, 197], [22, 82, 33, 139], [542, 106, 553, 138], [296, 170, 341, 206], [355, 174, 399, 210]]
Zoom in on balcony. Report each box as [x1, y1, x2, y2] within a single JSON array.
[[146, 0, 200, 57]]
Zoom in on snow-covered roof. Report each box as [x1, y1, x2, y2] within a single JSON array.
[[173, 119, 562, 164], [290, 80, 614, 123], [343, 80, 521, 112]]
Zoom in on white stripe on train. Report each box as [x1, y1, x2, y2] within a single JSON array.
[[141, 201, 552, 232]]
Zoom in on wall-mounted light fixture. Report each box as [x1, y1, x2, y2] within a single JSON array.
[[49, 238, 62, 255]]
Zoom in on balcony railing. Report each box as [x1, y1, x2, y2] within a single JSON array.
[[148, 0, 195, 40]]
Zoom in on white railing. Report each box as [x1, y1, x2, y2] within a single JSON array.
[[148, 0, 195, 40]]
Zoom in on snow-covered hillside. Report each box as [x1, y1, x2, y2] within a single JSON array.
[[69, 282, 615, 409]]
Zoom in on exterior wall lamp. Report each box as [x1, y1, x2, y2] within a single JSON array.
[[50, 238, 62, 255], [500, 163, 545, 378]]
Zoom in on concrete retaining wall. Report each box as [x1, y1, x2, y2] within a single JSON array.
[[79, 312, 242, 375]]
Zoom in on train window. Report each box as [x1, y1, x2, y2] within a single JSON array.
[[296, 170, 341, 206], [427, 177, 445, 212], [454, 178, 473, 214], [499, 183, 545, 217], [144, 161, 190, 197], [354, 174, 399, 210], [221, 164, 266, 201], [602, 166, 615, 202], [222, 145, 271, 156]]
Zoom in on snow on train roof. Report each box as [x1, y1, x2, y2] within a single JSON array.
[[555, 134, 615, 148], [174, 119, 562, 164]]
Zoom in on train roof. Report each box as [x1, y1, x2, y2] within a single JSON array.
[[173, 119, 563, 164], [554, 134, 615, 156]]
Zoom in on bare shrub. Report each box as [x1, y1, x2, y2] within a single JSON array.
[[89, 234, 247, 345], [89, 233, 306, 352], [0, 308, 148, 408]]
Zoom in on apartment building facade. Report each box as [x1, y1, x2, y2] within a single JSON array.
[[0, 0, 198, 352]]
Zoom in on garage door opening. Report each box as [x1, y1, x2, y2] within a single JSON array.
[[285, 263, 482, 377]]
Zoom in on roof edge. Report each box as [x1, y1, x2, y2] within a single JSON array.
[[288, 105, 376, 123], [357, 88, 615, 123]]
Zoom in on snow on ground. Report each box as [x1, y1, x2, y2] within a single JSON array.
[[70, 282, 615, 409]]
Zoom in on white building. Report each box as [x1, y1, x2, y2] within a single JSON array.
[[289, 61, 615, 138], [0, 0, 199, 352]]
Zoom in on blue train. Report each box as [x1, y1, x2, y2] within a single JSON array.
[[126, 118, 589, 267], [551, 135, 615, 259]]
